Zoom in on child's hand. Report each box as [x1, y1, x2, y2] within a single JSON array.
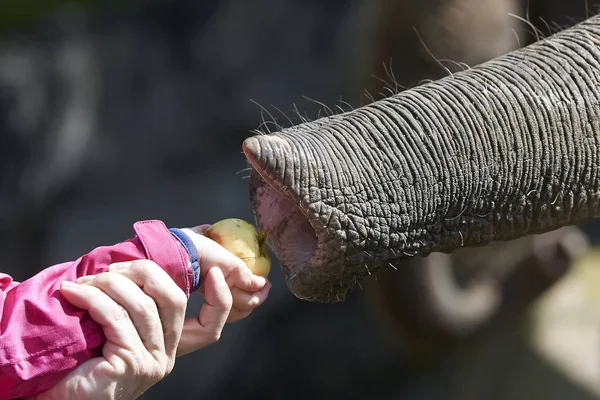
[[181, 225, 271, 324]]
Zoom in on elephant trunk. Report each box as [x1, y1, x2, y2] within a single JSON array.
[[243, 15, 600, 302]]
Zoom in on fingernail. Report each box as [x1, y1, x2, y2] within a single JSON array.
[[108, 261, 132, 271]]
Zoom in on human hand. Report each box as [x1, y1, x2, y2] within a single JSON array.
[[181, 224, 272, 325], [34, 259, 233, 400]]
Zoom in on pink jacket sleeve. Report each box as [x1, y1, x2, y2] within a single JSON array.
[[0, 220, 195, 399]]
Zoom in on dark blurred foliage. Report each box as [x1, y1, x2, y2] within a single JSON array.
[[1, 1, 600, 399]]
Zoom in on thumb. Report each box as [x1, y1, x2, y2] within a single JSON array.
[[177, 267, 232, 357]]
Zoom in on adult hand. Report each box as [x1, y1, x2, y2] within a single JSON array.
[[34, 259, 233, 400], [182, 225, 272, 325]]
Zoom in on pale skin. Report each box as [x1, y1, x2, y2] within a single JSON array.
[[32, 225, 271, 400]]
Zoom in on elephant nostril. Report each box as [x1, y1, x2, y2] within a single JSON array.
[[248, 167, 318, 279]]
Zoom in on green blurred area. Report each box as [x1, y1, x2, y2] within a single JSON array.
[[0, 0, 117, 32]]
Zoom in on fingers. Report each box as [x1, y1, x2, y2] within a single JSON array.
[[227, 281, 272, 323], [180, 228, 267, 293], [177, 267, 232, 357], [230, 281, 271, 310], [181, 225, 271, 328], [78, 272, 166, 359], [60, 281, 146, 355], [107, 260, 188, 364], [197, 268, 232, 339], [59, 270, 177, 400], [225, 265, 267, 293]]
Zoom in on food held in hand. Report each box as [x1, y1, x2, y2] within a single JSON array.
[[205, 218, 271, 277]]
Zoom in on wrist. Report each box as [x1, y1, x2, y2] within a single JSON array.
[[168, 228, 201, 292], [179, 228, 214, 282]]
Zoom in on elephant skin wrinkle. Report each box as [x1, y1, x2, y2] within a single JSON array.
[[244, 15, 600, 303]]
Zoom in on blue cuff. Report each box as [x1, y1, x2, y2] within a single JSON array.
[[169, 228, 201, 292]]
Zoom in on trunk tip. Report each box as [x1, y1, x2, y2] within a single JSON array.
[[242, 137, 261, 165]]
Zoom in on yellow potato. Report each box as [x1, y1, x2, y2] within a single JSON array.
[[205, 218, 271, 277]]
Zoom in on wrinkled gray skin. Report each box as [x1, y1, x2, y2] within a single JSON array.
[[244, 14, 600, 304], [360, 0, 530, 345], [361, 0, 596, 347]]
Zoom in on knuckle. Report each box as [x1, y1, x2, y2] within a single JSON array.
[[137, 297, 159, 319], [228, 259, 246, 273], [113, 305, 130, 321], [237, 259, 250, 272]]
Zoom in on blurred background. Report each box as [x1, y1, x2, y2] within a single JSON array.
[[3, 0, 600, 399]]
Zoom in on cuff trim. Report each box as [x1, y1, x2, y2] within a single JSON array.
[[169, 228, 201, 292]]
